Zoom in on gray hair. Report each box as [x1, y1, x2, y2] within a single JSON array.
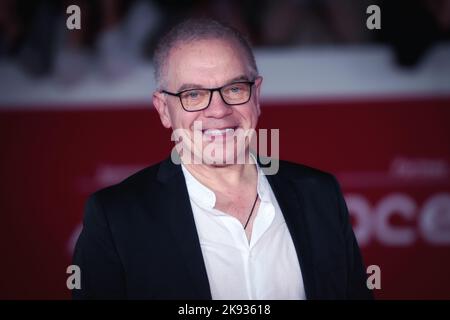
[[153, 18, 259, 89]]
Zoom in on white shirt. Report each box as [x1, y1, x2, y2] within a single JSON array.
[[181, 162, 306, 300]]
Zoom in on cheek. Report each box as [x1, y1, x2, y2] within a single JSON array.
[[244, 104, 260, 124], [166, 104, 189, 129], [172, 112, 199, 130]]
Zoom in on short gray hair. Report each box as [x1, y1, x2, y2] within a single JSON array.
[[153, 18, 259, 89]]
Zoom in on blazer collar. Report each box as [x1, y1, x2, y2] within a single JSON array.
[[156, 156, 212, 299], [265, 171, 317, 300]]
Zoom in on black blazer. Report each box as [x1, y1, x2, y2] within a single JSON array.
[[72, 157, 373, 300]]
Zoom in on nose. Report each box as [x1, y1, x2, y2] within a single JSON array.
[[203, 90, 233, 118]]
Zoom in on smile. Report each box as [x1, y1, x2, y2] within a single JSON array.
[[202, 127, 237, 137]]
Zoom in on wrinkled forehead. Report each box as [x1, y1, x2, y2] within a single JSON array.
[[164, 38, 251, 90]]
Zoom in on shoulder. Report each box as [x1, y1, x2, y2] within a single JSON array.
[[278, 159, 332, 179], [269, 158, 339, 187], [88, 159, 165, 209], [265, 158, 344, 207]]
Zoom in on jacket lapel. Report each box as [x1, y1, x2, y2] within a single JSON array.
[[264, 163, 317, 299], [156, 157, 212, 299]]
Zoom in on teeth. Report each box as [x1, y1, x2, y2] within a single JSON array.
[[203, 128, 235, 136]]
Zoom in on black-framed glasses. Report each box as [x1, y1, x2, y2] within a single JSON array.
[[161, 80, 256, 112]]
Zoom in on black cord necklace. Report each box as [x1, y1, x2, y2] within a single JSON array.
[[243, 193, 259, 230]]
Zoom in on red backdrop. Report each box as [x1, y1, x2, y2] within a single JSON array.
[[1, 97, 449, 299]]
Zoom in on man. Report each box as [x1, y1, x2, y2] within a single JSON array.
[[73, 19, 372, 300]]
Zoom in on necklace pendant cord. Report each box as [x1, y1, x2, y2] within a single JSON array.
[[244, 193, 259, 230]]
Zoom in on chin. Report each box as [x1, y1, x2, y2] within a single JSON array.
[[201, 144, 250, 166]]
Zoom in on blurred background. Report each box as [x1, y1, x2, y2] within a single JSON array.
[[0, 0, 449, 299]]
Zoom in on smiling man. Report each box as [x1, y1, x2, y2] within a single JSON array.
[[72, 19, 372, 300]]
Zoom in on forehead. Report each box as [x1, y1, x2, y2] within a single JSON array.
[[165, 38, 249, 89]]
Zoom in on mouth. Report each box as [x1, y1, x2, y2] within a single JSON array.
[[201, 126, 238, 137]]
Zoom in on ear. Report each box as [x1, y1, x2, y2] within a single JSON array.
[[254, 76, 263, 116], [153, 91, 172, 129]]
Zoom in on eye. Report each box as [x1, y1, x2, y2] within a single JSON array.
[[188, 91, 199, 98], [230, 86, 241, 93], [182, 91, 200, 99]]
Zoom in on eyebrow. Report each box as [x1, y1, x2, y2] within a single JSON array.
[[176, 75, 251, 92]]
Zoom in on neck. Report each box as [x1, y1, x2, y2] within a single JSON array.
[[183, 154, 258, 193]]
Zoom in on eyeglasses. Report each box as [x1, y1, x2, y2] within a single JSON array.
[[161, 80, 255, 112]]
